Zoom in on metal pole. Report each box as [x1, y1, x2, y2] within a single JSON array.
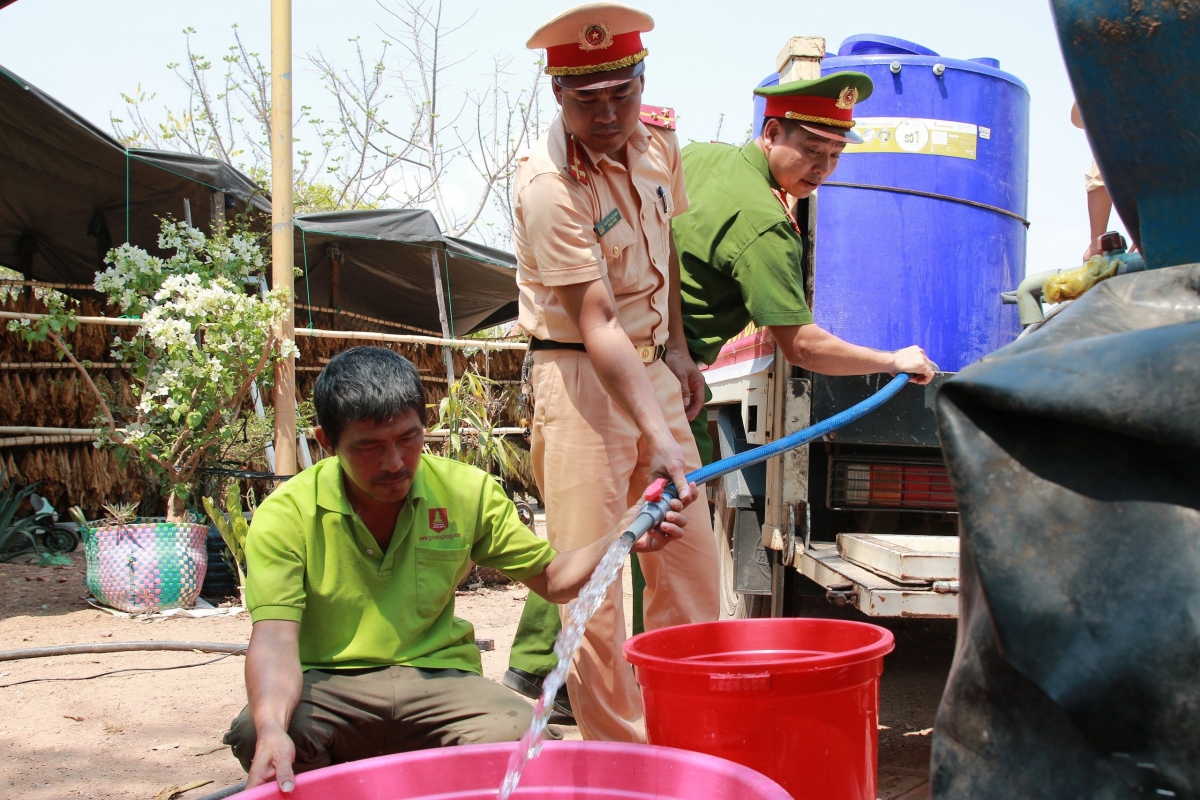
[[430, 250, 456, 384], [270, 0, 297, 475]]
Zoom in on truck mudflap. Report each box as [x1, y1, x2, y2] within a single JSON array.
[[797, 542, 959, 619]]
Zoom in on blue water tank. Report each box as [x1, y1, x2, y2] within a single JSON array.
[[753, 35, 1029, 372]]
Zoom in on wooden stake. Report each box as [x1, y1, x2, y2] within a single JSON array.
[[210, 191, 226, 236], [329, 244, 341, 324]]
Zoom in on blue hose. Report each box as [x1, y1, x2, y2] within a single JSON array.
[[687, 372, 911, 487], [624, 373, 912, 541]]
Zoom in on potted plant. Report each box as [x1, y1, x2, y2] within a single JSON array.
[[202, 480, 251, 608], [10, 219, 296, 612], [430, 372, 533, 587], [429, 372, 530, 483]]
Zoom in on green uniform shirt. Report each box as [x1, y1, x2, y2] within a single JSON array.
[[245, 454, 556, 674], [672, 141, 815, 366]]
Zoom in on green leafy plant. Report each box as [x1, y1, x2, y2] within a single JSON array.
[[68, 506, 88, 529], [0, 473, 42, 563], [7, 219, 296, 521], [202, 480, 250, 597], [216, 400, 315, 472], [428, 372, 530, 484], [100, 502, 139, 527]]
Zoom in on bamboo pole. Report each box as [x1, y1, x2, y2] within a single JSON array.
[[424, 427, 525, 439], [0, 311, 528, 351], [0, 427, 104, 435], [0, 280, 95, 291], [0, 435, 98, 448], [0, 311, 141, 327], [294, 304, 439, 336], [0, 362, 127, 370], [271, 0, 297, 476], [293, 328, 528, 351]]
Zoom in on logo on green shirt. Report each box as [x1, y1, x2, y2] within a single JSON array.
[[429, 508, 449, 532]]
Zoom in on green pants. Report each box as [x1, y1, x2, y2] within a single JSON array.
[[224, 665, 543, 773], [508, 564, 650, 673], [510, 394, 715, 675], [508, 591, 563, 675]]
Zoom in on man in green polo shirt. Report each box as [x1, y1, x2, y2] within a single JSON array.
[[223, 347, 692, 793], [671, 75, 937, 464]]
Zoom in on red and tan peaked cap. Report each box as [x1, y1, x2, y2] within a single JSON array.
[[528, 3, 654, 89]]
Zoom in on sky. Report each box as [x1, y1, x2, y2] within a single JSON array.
[[0, 0, 1126, 273]]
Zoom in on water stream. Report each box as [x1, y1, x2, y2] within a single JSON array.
[[497, 531, 637, 799]]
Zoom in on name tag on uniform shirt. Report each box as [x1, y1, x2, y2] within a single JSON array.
[[594, 208, 622, 238]]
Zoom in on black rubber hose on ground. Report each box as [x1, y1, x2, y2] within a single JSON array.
[[0, 641, 247, 661], [1, 641, 251, 794], [195, 781, 247, 800]]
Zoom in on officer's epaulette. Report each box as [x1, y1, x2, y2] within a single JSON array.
[[564, 131, 594, 186], [640, 105, 676, 131]]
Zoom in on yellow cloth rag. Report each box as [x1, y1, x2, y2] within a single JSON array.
[[1044, 255, 1119, 304]]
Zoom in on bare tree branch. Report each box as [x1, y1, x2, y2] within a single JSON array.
[[111, 2, 550, 239]]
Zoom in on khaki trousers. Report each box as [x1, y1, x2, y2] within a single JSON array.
[[224, 666, 541, 773], [529, 351, 719, 742]]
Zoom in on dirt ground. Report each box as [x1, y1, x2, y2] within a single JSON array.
[[0, 545, 952, 800]]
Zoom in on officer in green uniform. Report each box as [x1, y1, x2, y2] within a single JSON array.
[[622, 76, 939, 632], [671, 74, 937, 466]]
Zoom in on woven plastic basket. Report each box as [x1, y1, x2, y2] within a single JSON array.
[[82, 518, 209, 614]]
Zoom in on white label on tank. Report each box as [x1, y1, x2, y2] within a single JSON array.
[[896, 120, 930, 152], [979, 126, 992, 140], [847, 117, 978, 160]]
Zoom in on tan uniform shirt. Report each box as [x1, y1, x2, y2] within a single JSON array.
[[513, 114, 689, 347]]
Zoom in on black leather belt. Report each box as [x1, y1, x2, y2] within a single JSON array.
[[530, 338, 666, 364]]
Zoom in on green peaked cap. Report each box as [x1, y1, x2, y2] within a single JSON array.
[[755, 72, 874, 143], [754, 71, 874, 103]]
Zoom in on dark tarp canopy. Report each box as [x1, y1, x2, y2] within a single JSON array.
[[932, 264, 1200, 797], [0, 64, 269, 284], [292, 209, 519, 336], [0, 63, 519, 335]]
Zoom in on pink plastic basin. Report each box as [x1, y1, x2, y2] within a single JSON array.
[[624, 618, 895, 800], [234, 740, 790, 799]]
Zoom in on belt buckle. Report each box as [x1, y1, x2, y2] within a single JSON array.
[[637, 345, 655, 363]]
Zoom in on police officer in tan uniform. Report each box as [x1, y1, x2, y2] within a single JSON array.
[[511, 2, 718, 743]]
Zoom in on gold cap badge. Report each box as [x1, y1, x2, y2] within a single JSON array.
[[836, 86, 860, 110], [579, 22, 614, 50]]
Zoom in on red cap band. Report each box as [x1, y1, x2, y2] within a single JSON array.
[[762, 95, 855, 129], [546, 31, 647, 76]]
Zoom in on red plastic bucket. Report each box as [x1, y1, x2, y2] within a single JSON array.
[[624, 618, 895, 800], [233, 739, 790, 799]]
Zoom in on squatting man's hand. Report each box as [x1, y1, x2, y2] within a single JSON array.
[[616, 481, 698, 554], [246, 723, 297, 791]]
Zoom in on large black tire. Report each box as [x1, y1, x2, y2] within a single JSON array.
[[713, 479, 771, 620], [201, 525, 238, 599]]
